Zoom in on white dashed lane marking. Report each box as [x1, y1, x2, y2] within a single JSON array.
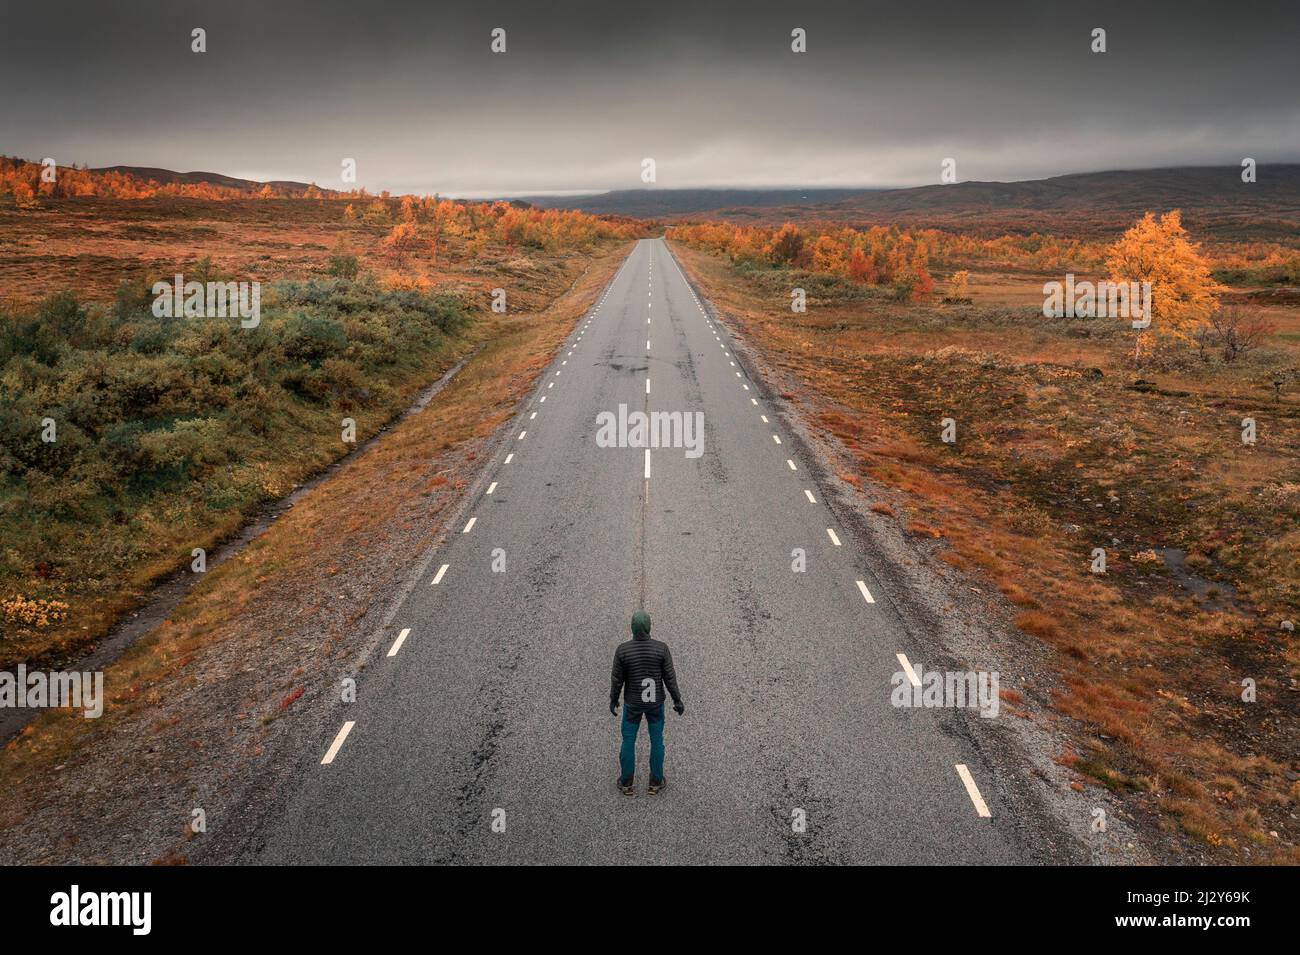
[[826, 528, 841, 546], [430, 563, 449, 585], [896, 653, 922, 687], [956, 764, 992, 818], [387, 628, 411, 657], [856, 580, 875, 604], [462, 517, 477, 533], [321, 721, 355, 766]]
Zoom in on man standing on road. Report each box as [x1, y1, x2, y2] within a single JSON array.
[[609, 610, 684, 796]]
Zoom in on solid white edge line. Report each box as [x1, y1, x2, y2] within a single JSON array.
[[387, 627, 411, 657], [956, 764, 992, 817], [321, 721, 355, 765]]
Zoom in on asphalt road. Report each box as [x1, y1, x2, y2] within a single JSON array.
[[251, 238, 1062, 864]]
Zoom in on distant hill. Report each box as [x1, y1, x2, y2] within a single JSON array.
[[513, 188, 878, 218], [91, 165, 336, 197], [515, 167, 1300, 241]]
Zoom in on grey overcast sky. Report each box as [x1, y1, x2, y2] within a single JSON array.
[[1, 0, 1297, 197]]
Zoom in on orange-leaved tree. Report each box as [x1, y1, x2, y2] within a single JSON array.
[[380, 222, 422, 266], [1105, 211, 1220, 354], [847, 246, 876, 284], [767, 223, 804, 266], [811, 234, 846, 274], [946, 270, 971, 300], [909, 243, 934, 299]]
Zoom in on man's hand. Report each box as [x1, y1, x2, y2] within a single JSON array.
[[610, 701, 619, 716], [674, 702, 685, 716]]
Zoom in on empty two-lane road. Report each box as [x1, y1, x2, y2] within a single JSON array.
[[249, 238, 1066, 864]]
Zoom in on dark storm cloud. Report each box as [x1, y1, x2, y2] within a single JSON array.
[[1, 0, 1296, 195]]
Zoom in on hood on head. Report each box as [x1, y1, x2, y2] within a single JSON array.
[[631, 610, 651, 639]]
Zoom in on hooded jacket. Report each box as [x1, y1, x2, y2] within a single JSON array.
[[610, 611, 683, 713]]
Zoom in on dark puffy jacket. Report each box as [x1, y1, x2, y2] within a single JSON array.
[[610, 611, 683, 713]]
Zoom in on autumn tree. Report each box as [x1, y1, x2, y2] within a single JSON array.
[[847, 246, 876, 284], [811, 234, 846, 274], [11, 181, 37, 208], [362, 199, 391, 224], [1105, 211, 1220, 351], [380, 222, 422, 266], [767, 223, 804, 266], [946, 269, 971, 301], [909, 243, 934, 299]]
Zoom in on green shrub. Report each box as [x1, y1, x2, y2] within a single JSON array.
[[0, 280, 475, 611], [327, 251, 360, 280]]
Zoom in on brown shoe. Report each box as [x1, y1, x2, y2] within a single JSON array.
[[618, 777, 635, 796], [648, 777, 665, 795]]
